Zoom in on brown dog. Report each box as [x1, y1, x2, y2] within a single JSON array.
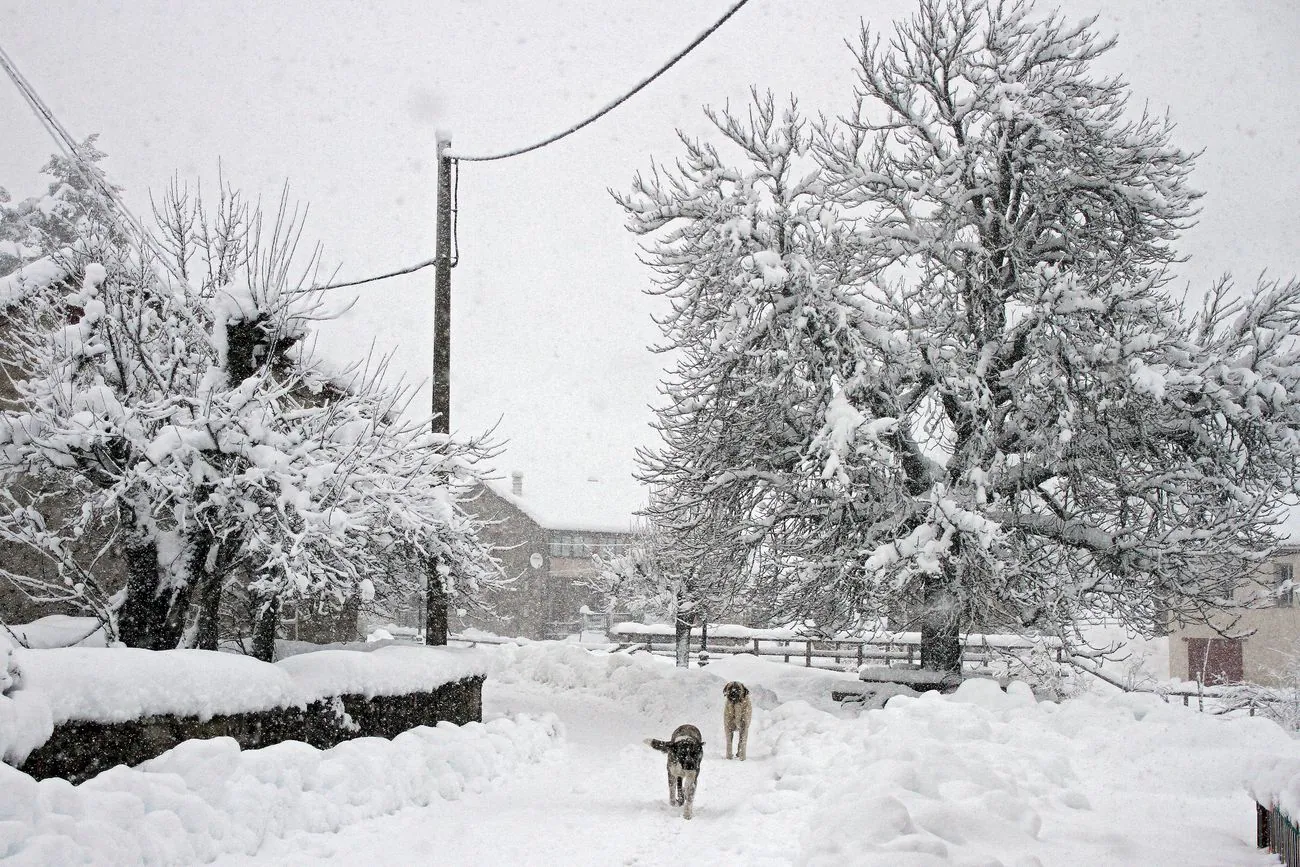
[[722, 681, 752, 760], [646, 723, 704, 819]]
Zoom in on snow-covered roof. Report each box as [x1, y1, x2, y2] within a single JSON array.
[[482, 476, 641, 535]]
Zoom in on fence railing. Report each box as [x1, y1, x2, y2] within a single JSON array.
[[1259, 801, 1300, 866], [608, 631, 1063, 672]]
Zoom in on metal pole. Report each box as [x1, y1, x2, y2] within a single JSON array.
[[425, 132, 453, 647]]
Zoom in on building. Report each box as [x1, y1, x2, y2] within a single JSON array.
[[453, 472, 637, 640], [1168, 544, 1300, 686]]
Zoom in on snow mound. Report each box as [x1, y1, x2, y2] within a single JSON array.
[[18, 647, 301, 726], [5, 615, 108, 649], [486, 641, 766, 725], [754, 680, 1292, 864], [278, 645, 487, 704], [2, 645, 489, 766], [0, 713, 560, 865]]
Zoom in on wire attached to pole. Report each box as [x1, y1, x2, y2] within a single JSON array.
[[0, 40, 187, 286], [450, 0, 751, 162]]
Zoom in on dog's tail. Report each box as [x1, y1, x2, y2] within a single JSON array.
[[645, 738, 671, 752]]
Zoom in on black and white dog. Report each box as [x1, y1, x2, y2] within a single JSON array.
[[645, 723, 704, 819]]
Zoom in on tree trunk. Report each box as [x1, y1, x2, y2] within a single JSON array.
[[919, 565, 963, 674], [251, 593, 280, 662], [117, 535, 163, 649], [674, 611, 692, 668], [192, 541, 230, 651], [425, 556, 448, 646]]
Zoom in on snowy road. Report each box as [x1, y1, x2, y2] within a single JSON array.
[[214, 677, 798, 866], [206, 646, 1289, 867]]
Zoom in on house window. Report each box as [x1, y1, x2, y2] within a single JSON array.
[[1278, 564, 1295, 608]]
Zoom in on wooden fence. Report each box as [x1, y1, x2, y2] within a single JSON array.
[[1259, 801, 1300, 866], [608, 631, 1064, 672]]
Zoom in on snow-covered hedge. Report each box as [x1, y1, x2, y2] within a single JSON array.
[[0, 713, 560, 865], [1, 644, 487, 767]]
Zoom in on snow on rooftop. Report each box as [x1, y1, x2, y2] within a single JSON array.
[[482, 475, 642, 534]]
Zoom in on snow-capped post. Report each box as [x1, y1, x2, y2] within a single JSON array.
[[426, 129, 455, 647]]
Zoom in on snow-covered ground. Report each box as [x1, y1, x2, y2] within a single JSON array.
[[4, 641, 1296, 866]]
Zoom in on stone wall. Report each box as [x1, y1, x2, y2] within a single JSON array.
[[18, 675, 484, 784]]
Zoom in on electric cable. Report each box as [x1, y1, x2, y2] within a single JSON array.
[[451, 0, 751, 162], [0, 41, 187, 285]]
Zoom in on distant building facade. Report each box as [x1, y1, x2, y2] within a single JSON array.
[[1168, 544, 1300, 686], [453, 474, 636, 640]]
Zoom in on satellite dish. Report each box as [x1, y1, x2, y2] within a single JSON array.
[[529, 552, 544, 569]]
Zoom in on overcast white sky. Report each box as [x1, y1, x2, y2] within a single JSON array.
[[3, 0, 1298, 528]]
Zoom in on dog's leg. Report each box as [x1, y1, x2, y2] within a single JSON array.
[[667, 769, 678, 805], [725, 725, 733, 760], [738, 722, 748, 761], [681, 770, 697, 820]]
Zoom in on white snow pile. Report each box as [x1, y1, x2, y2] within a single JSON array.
[[0, 631, 54, 767], [5, 615, 109, 648], [486, 641, 774, 723], [279, 646, 488, 704], [759, 680, 1292, 865], [1, 645, 488, 767], [1248, 754, 1300, 827], [0, 713, 561, 866]]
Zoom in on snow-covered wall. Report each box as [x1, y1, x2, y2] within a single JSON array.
[[3, 644, 489, 779]]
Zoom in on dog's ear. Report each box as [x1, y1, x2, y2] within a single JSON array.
[[740, 683, 749, 699], [645, 738, 670, 752], [722, 682, 732, 695]]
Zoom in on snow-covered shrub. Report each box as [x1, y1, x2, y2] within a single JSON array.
[[0, 166, 504, 654]]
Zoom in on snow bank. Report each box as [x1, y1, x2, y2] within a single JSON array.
[[5, 615, 108, 648], [486, 641, 732, 723], [19, 648, 300, 726], [766, 678, 1291, 865], [1248, 754, 1300, 821], [0, 712, 560, 866], [2, 644, 488, 766], [279, 645, 487, 704], [0, 632, 54, 767]]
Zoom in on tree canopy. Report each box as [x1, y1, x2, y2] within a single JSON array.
[[621, 0, 1300, 670]]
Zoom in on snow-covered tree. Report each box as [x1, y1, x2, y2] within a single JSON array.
[[0, 135, 120, 275], [0, 167, 502, 657], [615, 91, 884, 637], [586, 515, 738, 667], [623, 0, 1300, 673]]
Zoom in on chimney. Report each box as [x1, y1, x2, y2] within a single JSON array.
[[511, 471, 524, 496]]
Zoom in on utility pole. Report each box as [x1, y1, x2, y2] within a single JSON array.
[[425, 131, 453, 646]]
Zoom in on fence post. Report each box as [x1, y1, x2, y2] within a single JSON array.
[[805, 641, 812, 668], [753, 638, 760, 655], [857, 642, 863, 668]]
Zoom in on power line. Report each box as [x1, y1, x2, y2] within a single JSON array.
[[0, 41, 187, 286], [4, 0, 752, 293], [321, 0, 751, 288], [451, 0, 752, 162]]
